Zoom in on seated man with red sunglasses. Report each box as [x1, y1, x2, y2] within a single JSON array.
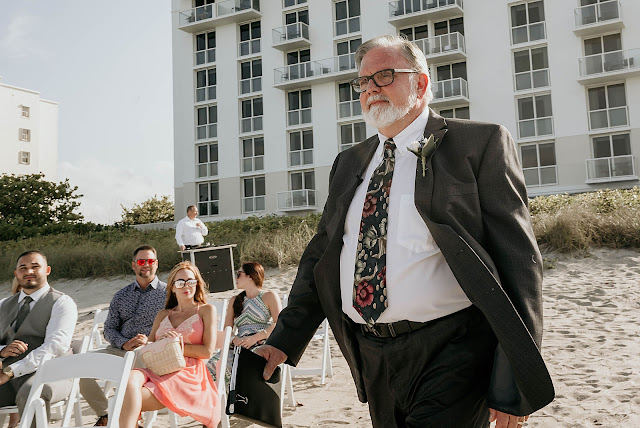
[[80, 245, 166, 426]]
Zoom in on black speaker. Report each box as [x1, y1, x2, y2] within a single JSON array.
[[181, 245, 236, 292]]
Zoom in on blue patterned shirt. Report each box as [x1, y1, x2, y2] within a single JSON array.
[[104, 276, 167, 349]]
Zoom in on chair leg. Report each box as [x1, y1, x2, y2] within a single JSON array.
[[220, 390, 230, 428], [168, 411, 178, 428], [0, 413, 8, 428], [142, 411, 158, 428], [280, 364, 295, 408]]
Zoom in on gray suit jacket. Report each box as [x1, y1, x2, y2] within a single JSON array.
[[268, 109, 554, 416]]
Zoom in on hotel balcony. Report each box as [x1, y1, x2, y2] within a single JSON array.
[[272, 22, 311, 51], [273, 53, 357, 90], [277, 189, 316, 211], [389, 0, 463, 27], [578, 48, 640, 85], [413, 33, 466, 63], [585, 155, 637, 184], [574, 0, 624, 38], [177, 0, 261, 33], [430, 77, 469, 109]]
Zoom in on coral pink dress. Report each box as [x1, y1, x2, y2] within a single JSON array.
[[137, 305, 220, 428]]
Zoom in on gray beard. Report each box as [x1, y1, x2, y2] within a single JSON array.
[[362, 92, 418, 131]]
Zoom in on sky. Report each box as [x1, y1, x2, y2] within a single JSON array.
[[1, 0, 174, 224]]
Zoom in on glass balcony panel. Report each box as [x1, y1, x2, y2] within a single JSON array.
[[540, 166, 557, 185], [523, 168, 540, 186], [590, 110, 609, 129], [608, 107, 628, 127], [519, 120, 535, 138], [209, 163, 218, 176], [536, 118, 553, 136], [603, 50, 624, 72], [576, 5, 597, 26], [613, 156, 633, 176]]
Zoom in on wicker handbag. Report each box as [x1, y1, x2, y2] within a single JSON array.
[[139, 336, 186, 376]]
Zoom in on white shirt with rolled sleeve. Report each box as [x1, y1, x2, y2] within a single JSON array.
[[0, 283, 78, 378], [175, 216, 209, 247]]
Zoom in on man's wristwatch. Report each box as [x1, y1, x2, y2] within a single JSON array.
[[2, 366, 14, 380]]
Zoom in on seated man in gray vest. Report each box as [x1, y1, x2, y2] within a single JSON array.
[[0, 250, 78, 422], [79, 245, 166, 427]]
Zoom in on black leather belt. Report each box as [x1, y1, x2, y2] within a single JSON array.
[[360, 320, 430, 338]]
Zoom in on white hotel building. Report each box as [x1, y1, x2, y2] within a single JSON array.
[[171, 0, 640, 220], [0, 82, 58, 180]]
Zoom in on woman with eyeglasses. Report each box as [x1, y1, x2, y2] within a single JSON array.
[[227, 262, 282, 350], [119, 261, 220, 428]]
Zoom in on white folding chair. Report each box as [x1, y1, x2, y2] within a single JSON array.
[[88, 309, 109, 351], [18, 347, 133, 428], [289, 318, 334, 385], [0, 337, 89, 428], [278, 295, 296, 407], [143, 326, 233, 428], [210, 299, 228, 331]]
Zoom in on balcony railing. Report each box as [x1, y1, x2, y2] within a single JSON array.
[[274, 53, 356, 87], [413, 32, 465, 60], [389, 0, 463, 24], [277, 189, 316, 210], [433, 77, 468, 102], [589, 106, 628, 130], [575, 0, 620, 27], [273, 22, 310, 45], [579, 49, 640, 77], [586, 155, 636, 182], [178, 0, 260, 32]]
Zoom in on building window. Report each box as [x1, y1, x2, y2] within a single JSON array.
[[434, 17, 464, 36], [290, 170, 316, 206], [289, 129, 313, 166], [436, 62, 467, 81], [588, 133, 633, 179], [513, 47, 549, 91], [339, 121, 366, 151], [510, 1, 545, 45], [239, 21, 261, 57], [241, 136, 265, 173], [338, 82, 362, 119], [196, 105, 217, 140], [285, 8, 309, 25], [336, 38, 361, 71], [241, 97, 263, 133], [287, 89, 312, 126], [582, 33, 622, 75], [517, 94, 553, 139], [198, 181, 219, 216], [196, 67, 217, 102], [588, 83, 627, 130], [334, 0, 360, 36], [286, 49, 312, 79], [18, 151, 30, 165], [197, 143, 218, 178], [520, 142, 557, 186], [19, 128, 31, 142], [240, 59, 262, 95], [243, 176, 266, 213], [284, 0, 307, 7], [399, 24, 428, 41], [21, 106, 30, 118], [439, 106, 470, 119], [195, 31, 216, 65]]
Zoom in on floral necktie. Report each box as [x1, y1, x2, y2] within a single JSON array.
[[353, 139, 396, 325]]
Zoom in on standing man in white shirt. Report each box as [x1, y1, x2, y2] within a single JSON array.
[[0, 250, 78, 421], [175, 205, 209, 251]]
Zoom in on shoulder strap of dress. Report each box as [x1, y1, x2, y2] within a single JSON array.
[[196, 303, 201, 314]]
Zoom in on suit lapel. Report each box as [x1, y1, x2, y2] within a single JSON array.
[[415, 109, 448, 218]]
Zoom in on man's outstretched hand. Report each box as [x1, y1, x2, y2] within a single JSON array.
[[253, 345, 288, 380]]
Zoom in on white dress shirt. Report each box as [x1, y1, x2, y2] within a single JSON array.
[[0, 283, 78, 378], [175, 216, 209, 247], [340, 107, 472, 324]]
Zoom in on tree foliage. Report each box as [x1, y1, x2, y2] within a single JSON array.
[[120, 195, 175, 225], [0, 174, 84, 240]]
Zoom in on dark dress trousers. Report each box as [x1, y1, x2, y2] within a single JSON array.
[[267, 109, 554, 418]]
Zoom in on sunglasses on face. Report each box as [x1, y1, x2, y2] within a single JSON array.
[[135, 259, 157, 266], [173, 279, 198, 288], [236, 270, 245, 278]]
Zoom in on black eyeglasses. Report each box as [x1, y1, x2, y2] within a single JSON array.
[[173, 279, 198, 289], [236, 270, 245, 278], [350, 68, 418, 93]]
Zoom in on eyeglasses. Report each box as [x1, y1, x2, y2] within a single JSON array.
[[173, 279, 198, 288], [350, 68, 418, 93], [134, 259, 157, 266], [236, 270, 245, 278]]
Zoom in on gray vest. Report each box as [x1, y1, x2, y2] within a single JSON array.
[[0, 287, 64, 366]]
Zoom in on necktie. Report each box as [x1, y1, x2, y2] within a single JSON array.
[[354, 139, 396, 325], [14, 296, 33, 331]]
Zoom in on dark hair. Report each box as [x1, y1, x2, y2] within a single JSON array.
[[187, 205, 197, 213], [232, 262, 265, 318], [133, 245, 157, 260], [165, 261, 208, 309], [16, 250, 47, 264]]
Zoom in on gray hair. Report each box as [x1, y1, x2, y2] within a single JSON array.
[[355, 35, 433, 104]]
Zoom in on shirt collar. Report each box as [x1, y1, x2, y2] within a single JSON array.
[[134, 276, 159, 290], [19, 283, 50, 303], [376, 107, 430, 159]]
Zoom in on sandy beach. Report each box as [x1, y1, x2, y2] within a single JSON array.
[[2, 248, 639, 427]]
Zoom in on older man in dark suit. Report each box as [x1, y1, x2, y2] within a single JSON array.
[[256, 35, 554, 428]]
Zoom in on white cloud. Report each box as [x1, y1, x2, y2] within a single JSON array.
[[0, 14, 49, 59], [59, 159, 174, 225]]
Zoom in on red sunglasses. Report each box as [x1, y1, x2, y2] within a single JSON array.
[[135, 259, 157, 266]]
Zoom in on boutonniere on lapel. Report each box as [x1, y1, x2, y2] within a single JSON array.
[[408, 134, 438, 177]]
